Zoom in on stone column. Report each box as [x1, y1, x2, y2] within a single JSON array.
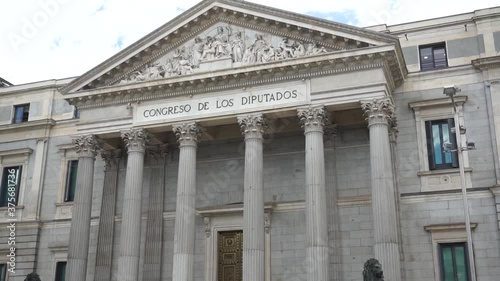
[[117, 128, 149, 281], [143, 145, 168, 281], [324, 125, 341, 281], [361, 97, 401, 281], [237, 113, 266, 281], [94, 149, 121, 281], [67, 135, 100, 281], [172, 122, 203, 281], [297, 106, 329, 281]]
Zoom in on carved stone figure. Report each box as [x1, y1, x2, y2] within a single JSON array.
[[191, 37, 204, 67], [201, 36, 216, 60], [213, 26, 231, 58], [278, 38, 295, 59], [294, 41, 306, 57], [306, 42, 327, 56], [363, 258, 384, 281], [230, 32, 244, 62], [24, 272, 41, 281]]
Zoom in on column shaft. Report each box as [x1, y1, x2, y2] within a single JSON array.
[[238, 113, 266, 281], [118, 129, 149, 281], [172, 122, 202, 281], [363, 98, 401, 281], [243, 137, 265, 281], [144, 146, 167, 281], [298, 106, 329, 281], [67, 135, 99, 281], [95, 150, 120, 281]]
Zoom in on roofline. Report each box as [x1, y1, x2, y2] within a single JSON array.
[[365, 5, 500, 34], [0, 77, 13, 87], [0, 77, 74, 95]]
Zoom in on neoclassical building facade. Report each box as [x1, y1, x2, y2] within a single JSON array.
[[1, 1, 500, 281]]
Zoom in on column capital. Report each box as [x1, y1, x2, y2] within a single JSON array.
[[324, 124, 338, 146], [237, 113, 267, 140], [361, 97, 396, 127], [173, 122, 203, 147], [101, 149, 122, 171], [389, 125, 399, 143], [297, 105, 329, 133], [73, 135, 101, 158], [121, 128, 150, 153], [146, 144, 169, 165]]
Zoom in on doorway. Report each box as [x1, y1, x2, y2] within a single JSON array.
[[217, 230, 243, 281]]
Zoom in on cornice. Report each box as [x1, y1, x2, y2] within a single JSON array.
[[65, 46, 403, 109], [472, 55, 500, 70], [60, 0, 397, 94], [0, 119, 56, 132], [0, 148, 33, 157], [409, 95, 468, 109]]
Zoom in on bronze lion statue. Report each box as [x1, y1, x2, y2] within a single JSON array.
[[25, 272, 41, 281], [363, 258, 384, 281]]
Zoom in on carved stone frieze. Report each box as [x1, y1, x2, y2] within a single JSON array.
[[73, 135, 101, 158], [237, 113, 267, 140], [121, 128, 150, 153], [297, 105, 329, 133], [117, 24, 329, 85], [264, 212, 271, 234], [361, 97, 396, 127], [204, 217, 211, 238], [101, 149, 122, 171], [173, 122, 204, 147]]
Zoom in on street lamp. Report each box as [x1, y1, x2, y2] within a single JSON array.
[[443, 85, 476, 281]]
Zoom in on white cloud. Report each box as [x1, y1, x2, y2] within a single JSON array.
[[0, 0, 498, 84]]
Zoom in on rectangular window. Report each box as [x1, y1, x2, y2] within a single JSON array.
[[55, 261, 67, 281], [440, 243, 469, 281], [64, 160, 78, 202], [73, 107, 80, 119], [0, 264, 6, 281], [13, 104, 30, 123], [420, 43, 448, 71], [425, 119, 458, 170], [0, 166, 22, 207]]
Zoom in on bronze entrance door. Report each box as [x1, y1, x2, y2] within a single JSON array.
[[217, 230, 243, 281]]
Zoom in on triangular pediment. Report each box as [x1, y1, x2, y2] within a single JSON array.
[[61, 0, 401, 94]]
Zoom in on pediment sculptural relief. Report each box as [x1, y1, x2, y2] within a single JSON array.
[[118, 24, 329, 85]]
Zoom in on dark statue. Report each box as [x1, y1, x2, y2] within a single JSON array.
[[363, 258, 384, 281], [24, 272, 41, 281]]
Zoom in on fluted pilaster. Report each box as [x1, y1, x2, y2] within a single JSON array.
[[237, 113, 267, 281], [67, 135, 101, 281], [144, 145, 168, 281], [172, 122, 203, 281], [361, 97, 401, 281], [117, 128, 149, 281], [297, 106, 329, 281], [95, 149, 121, 281]]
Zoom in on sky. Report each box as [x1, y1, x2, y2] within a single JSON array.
[[1, 0, 498, 85]]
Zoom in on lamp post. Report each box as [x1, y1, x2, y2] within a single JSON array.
[[443, 85, 476, 281]]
